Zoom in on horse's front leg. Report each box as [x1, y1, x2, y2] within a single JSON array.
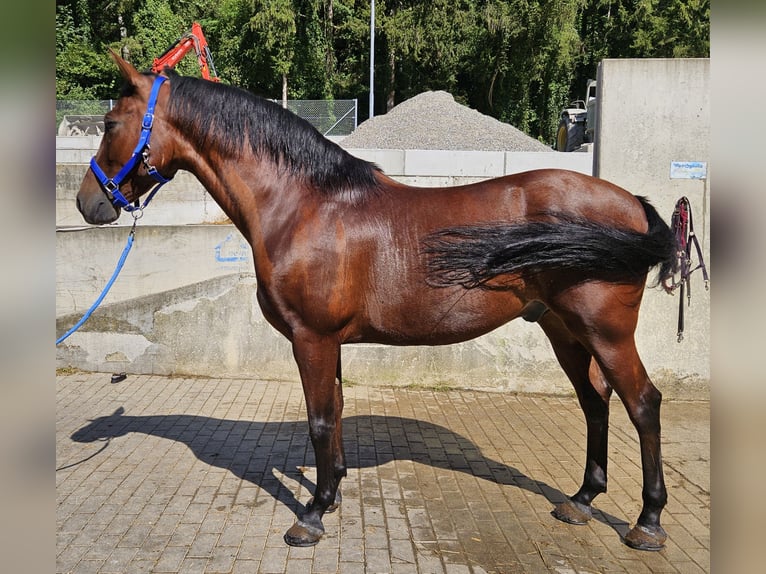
[[284, 334, 344, 547], [307, 351, 345, 513]]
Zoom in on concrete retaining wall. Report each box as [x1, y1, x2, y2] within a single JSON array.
[[594, 58, 710, 394]]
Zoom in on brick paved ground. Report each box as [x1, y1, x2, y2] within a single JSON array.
[[56, 373, 709, 573]]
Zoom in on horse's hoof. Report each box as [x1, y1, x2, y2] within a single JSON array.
[[284, 519, 325, 547], [551, 499, 593, 525], [623, 524, 667, 551]]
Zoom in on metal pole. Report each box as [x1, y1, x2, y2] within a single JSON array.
[[369, 0, 375, 119]]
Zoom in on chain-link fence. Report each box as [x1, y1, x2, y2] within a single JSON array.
[[275, 100, 357, 137], [56, 99, 357, 138]]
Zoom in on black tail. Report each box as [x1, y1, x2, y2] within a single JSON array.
[[424, 197, 677, 289]]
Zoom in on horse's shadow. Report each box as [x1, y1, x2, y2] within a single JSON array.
[[66, 407, 630, 537]]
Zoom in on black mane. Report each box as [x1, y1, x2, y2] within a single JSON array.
[[164, 74, 382, 195]]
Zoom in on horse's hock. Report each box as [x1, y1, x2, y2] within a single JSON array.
[[56, 58, 709, 399]]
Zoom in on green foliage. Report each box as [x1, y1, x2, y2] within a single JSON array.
[[249, 0, 297, 77], [381, 0, 480, 106], [131, 1, 181, 71], [56, 3, 119, 99], [56, 0, 709, 142]]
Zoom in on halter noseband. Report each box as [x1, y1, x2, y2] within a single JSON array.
[[89, 75, 173, 212]]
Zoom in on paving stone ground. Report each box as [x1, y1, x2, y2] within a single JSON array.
[[56, 372, 709, 573]]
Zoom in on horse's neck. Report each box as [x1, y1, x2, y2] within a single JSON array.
[[184, 153, 309, 273]]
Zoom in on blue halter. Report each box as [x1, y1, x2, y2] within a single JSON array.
[[89, 75, 173, 212]]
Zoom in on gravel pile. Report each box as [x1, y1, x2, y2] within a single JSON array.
[[341, 91, 552, 152]]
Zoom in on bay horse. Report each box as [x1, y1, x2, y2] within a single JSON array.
[[75, 52, 677, 551]]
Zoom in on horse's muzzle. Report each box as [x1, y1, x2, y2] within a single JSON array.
[[76, 191, 120, 225]]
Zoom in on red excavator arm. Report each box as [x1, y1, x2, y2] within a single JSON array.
[[151, 22, 220, 81]]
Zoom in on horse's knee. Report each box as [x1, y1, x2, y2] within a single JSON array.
[[309, 416, 346, 478]]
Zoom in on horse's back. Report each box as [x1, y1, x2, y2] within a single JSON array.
[[487, 169, 647, 230], [378, 168, 648, 234]]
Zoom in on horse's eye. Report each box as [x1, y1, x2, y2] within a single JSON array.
[[104, 119, 118, 133]]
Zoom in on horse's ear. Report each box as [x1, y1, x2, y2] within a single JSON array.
[[108, 48, 142, 85]]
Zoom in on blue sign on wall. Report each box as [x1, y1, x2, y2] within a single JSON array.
[[670, 161, 707, 180]]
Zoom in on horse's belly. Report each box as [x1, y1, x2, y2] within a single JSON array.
[[356, 290, 525, 346]]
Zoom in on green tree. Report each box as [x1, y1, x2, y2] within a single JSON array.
[[56, 0, 710, 142], [377, 0, 479, 113], [460, 1, 584, 139], [330, 0, 373, 109], [630, 0, 709, 57], [572, 0, 709, 108], [290, 0, 334, 99], [249, 0, 297, 105], [56, 3, 119, 99], [130, 0, 187, 71]]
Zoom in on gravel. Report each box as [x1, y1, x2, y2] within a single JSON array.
[[340, 90, 552, 152]]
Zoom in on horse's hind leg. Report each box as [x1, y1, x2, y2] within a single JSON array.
[[552, 286, 668, 551], [539, 312, 613, 525], [593, 340, 667, 550]]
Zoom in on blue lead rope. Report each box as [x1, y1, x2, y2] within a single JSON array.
[[56, 224, 136, 346]]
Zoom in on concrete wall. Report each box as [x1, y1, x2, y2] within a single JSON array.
[[57, 59, 710, 399], [593, 58, 710, 390]]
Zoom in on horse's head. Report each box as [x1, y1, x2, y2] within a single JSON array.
[[77, 51, 177, 225], [70, 406, 129, 443]]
